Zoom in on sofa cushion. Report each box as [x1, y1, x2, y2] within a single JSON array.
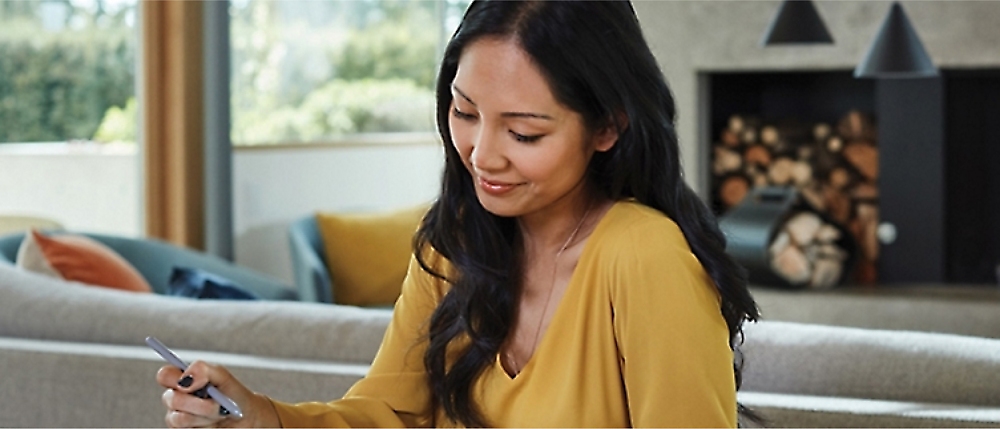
[[19, 230, 152, 293], [315, 205, 426, 307], [0, 262, 391, 363], [14, 231, 61, 278], [167, 267, 259, 300]]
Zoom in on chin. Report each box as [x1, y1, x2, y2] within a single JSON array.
[[475, 194, 521, 218]]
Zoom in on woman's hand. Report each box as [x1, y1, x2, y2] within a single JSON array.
[[156, 360, 281, 428]]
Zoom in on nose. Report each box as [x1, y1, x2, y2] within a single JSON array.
[[469, 128, 507, 172]]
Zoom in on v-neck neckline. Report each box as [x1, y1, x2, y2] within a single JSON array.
[[497, 200, 623, 381]]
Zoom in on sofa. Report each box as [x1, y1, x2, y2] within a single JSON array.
[[3, 261, 1000, 427], [0, 230, 298, 300]]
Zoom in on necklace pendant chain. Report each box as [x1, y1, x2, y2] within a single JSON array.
[[511, 202, 594, 375]]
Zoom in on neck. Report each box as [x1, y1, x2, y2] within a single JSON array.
[[518, 193, 597, 255]]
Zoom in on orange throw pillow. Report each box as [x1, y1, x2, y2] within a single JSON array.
[[28, 230, 153, 293]]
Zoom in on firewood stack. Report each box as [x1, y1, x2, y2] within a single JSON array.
[[712, 110, 879, 285], [769, 212, 849, 288]]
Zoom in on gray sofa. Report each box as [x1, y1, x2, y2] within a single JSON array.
[[3, 262, 1000, 427], [0, 231, 298, 300]]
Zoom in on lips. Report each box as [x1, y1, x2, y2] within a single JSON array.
[[477, 177, 522, 196]]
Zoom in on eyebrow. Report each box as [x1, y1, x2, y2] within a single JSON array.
[[452, 84, 555, 121]]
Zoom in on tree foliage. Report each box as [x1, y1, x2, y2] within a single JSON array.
[[0, 1, 135, 144]]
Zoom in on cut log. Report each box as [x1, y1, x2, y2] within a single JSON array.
[[721, 129, 741, 148], [823, 186, 852, 224], [813, 123, 832, 142], [837, 110, 877, 141], [728, 115, 745, 133], [828, 167, 852, 190], [827, 136, 844, 153], [741, 128, 758, 145], [810, 258, 843, 289], [769, 230, 791, 258], [768, 157, 796, 185], [843, 142, 879, 181], [719, 175, 750, 208], [800, 185, 826, 211], [815, 224, 842, 243], [771, 245, 812, 285], [856, 203, 880, 260], [760, 126, 779, 147], [713, 146, 743, 175], [786, 212, 823, 246], [790, 161, 813, 186], [744, 144, 772, 167]]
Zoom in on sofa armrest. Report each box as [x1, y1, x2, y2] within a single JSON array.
[[288, 216, 334, 303]]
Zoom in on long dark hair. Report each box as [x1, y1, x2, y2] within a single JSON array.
[[414, 1, 760, 426]]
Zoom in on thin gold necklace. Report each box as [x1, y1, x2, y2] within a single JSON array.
[[508, 203, 593, 376]]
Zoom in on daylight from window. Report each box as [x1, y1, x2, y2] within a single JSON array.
[[0, 0, 137, 145], [230, 0, 470, 146]]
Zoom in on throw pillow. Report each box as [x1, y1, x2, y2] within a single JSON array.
[[21, 230, 153, 293], [316, 204, 428, 306], [15, 231, 62, 278], [167, 267, 259, 300]]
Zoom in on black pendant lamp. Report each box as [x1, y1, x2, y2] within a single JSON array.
[[760, 0, 834, 46], [854, 2, 938, 78]]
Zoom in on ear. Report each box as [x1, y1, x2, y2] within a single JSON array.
[[592, 112, 628, 153]]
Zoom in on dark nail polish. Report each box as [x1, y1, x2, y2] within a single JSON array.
[[219, 405, 230, 416], [192, 387, 210, 399], [178, 375, 193, 388]]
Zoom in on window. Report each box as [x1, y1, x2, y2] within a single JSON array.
[[229, 0, 470, 146], [0, 0, 137, 145], [0, 0, 140, 237]]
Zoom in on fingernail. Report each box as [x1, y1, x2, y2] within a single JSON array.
[[178, 375, 193, 388], [219, 405, 230, 416]]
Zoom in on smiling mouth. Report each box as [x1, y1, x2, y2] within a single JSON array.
[[477, 177, 523, 195]]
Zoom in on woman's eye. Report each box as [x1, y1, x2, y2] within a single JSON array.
[[452, 106, 476, 121], [510, 131, 543, 143]]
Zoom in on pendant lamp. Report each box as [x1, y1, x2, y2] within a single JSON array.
[[854, 2, 938, 78], [760, 0, 834, 46]]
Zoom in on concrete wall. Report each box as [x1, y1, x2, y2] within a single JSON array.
[[632, 0, 1000, 192]]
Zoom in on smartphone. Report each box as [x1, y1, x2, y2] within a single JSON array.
[[145, 336, 244, 419]]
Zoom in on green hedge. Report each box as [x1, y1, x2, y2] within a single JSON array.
[[0, 31, 134, 143]]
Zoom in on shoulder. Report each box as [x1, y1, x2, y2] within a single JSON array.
[[590, 200, 717, 303], [593, 200, 692, 259]]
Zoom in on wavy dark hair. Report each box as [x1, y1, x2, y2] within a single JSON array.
[[413, 1, 760, 426]]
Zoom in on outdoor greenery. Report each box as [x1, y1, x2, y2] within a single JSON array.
[[0, 1, 135, 144], [1, 0, 468, 145], [230, 0, 463, 145]]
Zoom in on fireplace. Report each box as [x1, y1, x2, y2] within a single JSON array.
[[704, 69, 1000, 286]]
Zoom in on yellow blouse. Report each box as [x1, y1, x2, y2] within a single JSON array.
[[270, 201, 736, 427]]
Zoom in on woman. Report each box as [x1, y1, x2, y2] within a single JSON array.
[[156, 1, 759, 427]]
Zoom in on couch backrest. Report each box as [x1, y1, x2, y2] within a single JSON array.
[[0, 231, 297, 300], [0, 262, 391, 363], [742, 320, 1000, 407]]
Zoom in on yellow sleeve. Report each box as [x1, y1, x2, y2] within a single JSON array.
[[609, 218, 737, 428], [270, 254, 443, 428]]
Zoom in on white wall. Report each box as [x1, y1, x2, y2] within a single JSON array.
[[232, 141, 445, 284], [0, 143, 140, 237]]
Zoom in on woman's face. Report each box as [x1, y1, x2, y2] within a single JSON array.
[[449, 38, 616, 219]]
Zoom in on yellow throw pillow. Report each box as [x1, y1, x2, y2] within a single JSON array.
[[315, 204, 428, 307]]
